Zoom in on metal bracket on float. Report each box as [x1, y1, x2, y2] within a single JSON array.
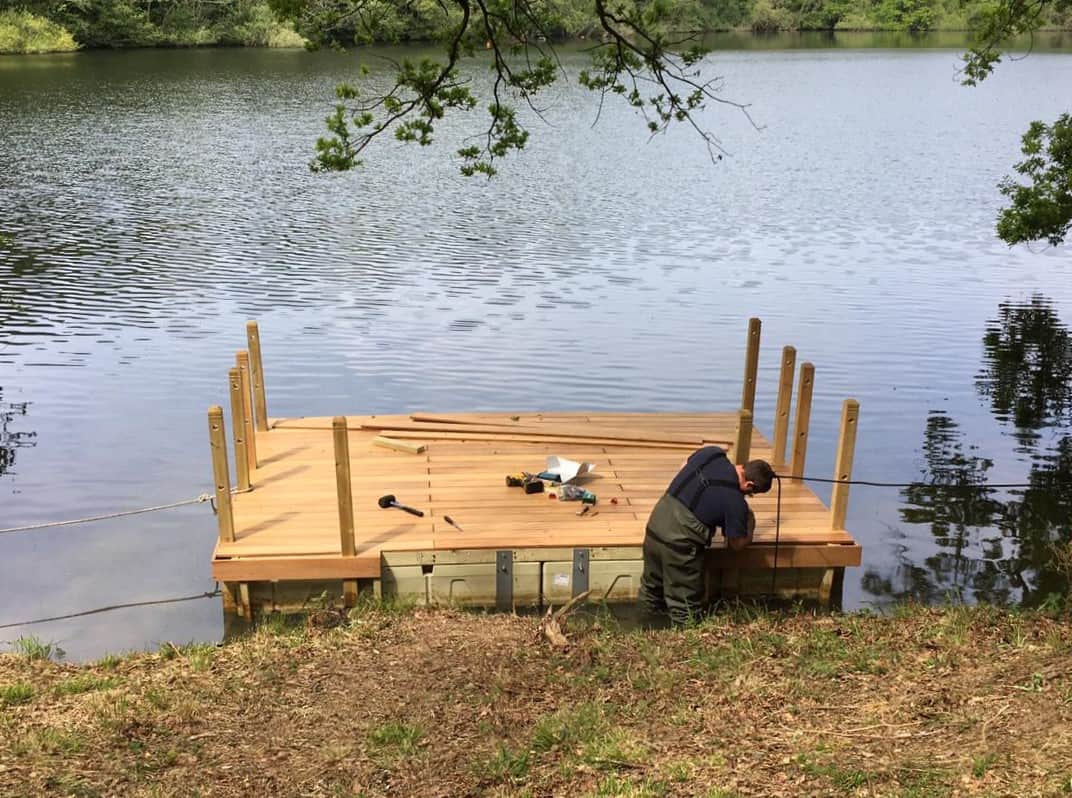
[[496, 550, 513, 612], [572, 548, 590, 597]]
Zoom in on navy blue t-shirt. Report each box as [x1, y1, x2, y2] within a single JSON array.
[[666, 446, 750, 539]]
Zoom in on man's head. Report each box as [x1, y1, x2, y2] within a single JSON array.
[[736, 459, 776, 495]]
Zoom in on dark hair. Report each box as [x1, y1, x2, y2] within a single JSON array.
[[744, 459, 776, 494]]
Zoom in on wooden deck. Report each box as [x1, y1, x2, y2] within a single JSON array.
[[211, 411, 862, 584]]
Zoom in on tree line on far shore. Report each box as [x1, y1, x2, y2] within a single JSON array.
[[3, 0, 1070, 55]]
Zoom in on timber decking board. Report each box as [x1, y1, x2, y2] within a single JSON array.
[[212, 412, 861, 581]]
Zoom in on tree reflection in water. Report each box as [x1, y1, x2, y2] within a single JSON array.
[[976, 295, 1072, 451], [864, 296, 1072, 608], [0, 387, 35, 482]]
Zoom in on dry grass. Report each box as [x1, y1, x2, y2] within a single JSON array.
[[2, 603, 1071, 797]]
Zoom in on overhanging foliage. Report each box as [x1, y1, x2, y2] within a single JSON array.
[[963, 0, 1072, 246], [272, 0, 752, 176]]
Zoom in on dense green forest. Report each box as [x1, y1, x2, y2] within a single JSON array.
[[2, 0, 1070, 54], [0, 0, 303, 52]]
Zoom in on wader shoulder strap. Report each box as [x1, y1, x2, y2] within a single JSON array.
[[670, 450, 741, 514]]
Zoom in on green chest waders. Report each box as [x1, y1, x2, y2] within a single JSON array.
[[638, 451, 741, 625]]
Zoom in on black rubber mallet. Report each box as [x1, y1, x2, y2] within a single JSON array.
[[378, 494, 425, 517]]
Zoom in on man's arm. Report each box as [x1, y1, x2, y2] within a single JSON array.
[[724, 506, 756, 551]]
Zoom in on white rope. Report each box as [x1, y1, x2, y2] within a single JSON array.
[[0, 493, 215, 535]]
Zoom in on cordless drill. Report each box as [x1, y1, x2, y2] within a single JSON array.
[[505, 472, 544, 493]]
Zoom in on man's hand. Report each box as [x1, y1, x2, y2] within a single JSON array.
[[726, 507, 756, 551], [726, 529, 753, 551]]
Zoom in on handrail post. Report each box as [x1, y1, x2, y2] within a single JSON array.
[[236, 351, 258, 472], [830, 399, 860, 530], [733, 408, 752, 465], [790, 362, 815, 480], [772, 345, 796, 467], [333, 416, 358, 607], [208, 406, 234, 543], [246, 320, 269, 432], [740, 317, 762, 417], [228, 367, 251, 491]]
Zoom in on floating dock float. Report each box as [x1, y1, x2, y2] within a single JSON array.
[[209, 320, 861, 620]]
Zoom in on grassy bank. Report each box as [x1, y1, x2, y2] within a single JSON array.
[[2, 602, 1071, 797]]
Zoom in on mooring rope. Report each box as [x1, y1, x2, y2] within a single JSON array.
[[0, 487, 259, 536], [0, 494, 215, 535], [0, 586, 223, 631]]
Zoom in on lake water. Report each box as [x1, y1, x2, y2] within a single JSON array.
[[1, 33, 1071, 660]]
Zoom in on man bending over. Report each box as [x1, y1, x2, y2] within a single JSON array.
[[638, 445, 775, 625]]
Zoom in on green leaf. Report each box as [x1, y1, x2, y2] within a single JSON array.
[[996, 113, 1072, 246]]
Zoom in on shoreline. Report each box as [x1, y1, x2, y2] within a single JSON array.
[[2, 602, 1070, 796], [4, 26, 1072, 58]]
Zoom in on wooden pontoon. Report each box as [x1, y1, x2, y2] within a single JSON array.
[[209, 320, 861, 619]]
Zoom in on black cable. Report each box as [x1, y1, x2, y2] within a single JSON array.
[[780, 475, 1035, 489], [758, 472, 1033, 600], [0, 589, 222, 631], [771, 473, 782, 596]]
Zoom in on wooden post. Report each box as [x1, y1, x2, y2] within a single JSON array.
[[772, 345, 796, 467], [818, 569, 834, 607], [236, 351, 257, 472], [246, 321, 269, 432], [740, 317, 762, 417], [219, 582, 239, 615], [238, 583, 252, 621], [790, 362, 815, 480], [228, 367, 251, 492], [733, 408, 752, 465], [818, 568, 846, 609], [333, 416, 358, 607], [830, 399, 860, 531], [208, 406, 234, 543]]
